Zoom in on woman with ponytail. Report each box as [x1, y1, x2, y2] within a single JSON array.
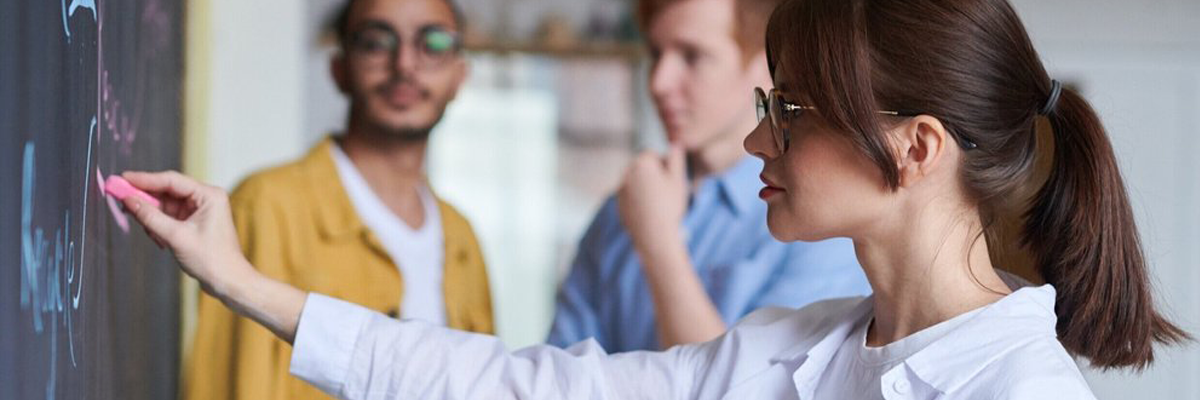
[[117, 0, 1186, 398]]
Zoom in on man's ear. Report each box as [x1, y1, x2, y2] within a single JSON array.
[[893, 115, 949, 188], [331, 53, 350, 94]]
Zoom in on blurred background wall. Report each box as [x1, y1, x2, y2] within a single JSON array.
[[183, 0, 1200, 398]]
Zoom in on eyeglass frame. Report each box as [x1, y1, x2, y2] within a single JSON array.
[[753, 87, 978, 153], [342, 21, 463, 70]]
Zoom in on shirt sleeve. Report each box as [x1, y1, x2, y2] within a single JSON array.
[[545, 201, 613, 348], [291, 293, 709, 400]]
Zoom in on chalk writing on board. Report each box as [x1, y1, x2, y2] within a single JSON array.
[[101, 0, 172, 157], [142, 0, 170, 50], [101, 70, 139, 155], [20, 143, 69, 400], [18, 116, 97, 400], [61, 0, 97, 42], [77, 117, 98, 311], [7, 0, 182, 397]]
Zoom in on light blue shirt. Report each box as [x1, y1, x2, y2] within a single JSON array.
[[547, 156, 870, 352]]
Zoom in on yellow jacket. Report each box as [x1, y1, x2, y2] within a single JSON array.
[[183, 138, 494, 400]]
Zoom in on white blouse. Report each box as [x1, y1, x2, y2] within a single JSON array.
[[813, 302, 985, 399], [288, 285, 1096, 400]]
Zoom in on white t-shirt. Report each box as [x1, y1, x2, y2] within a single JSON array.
[[813, 306, 987, 399], [329, 144, 446, 326]]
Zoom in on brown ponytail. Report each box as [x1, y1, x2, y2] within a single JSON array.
[[1026, 88, 1190, 369], [765, 0, 1190, 369]]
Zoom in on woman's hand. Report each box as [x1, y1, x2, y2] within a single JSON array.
[[121, 170, 307, 343], [120, 171, 252, 296]]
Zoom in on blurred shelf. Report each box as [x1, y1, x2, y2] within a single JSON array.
[[464, 39, 645, 60]]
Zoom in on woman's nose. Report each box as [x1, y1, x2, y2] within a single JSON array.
[[744, 118, 777, 160]]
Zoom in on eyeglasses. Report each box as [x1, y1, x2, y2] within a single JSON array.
[[753, 87, 977, 153], [345, 22, 461, 70]]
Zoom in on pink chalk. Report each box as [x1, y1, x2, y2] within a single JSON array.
[[104, 175, 161, 208]]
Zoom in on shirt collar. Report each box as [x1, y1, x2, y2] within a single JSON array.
[[773, 285, 1060, 396], [300, 136, 368, 241], [770, 298, 874, 365], [902, 285, 1060, 394], [770, 297, 874, 398], [708, 156, 764, 216], [313, 136, 454, 247]]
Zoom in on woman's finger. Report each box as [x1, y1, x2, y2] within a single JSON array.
[[123, 196, 180, 245], [141, 226, 166, 249], [163, 198, 180, 220], [122, 170, 203, 200]]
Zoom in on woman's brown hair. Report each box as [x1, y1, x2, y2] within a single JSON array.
[[764, 0, 1189, 369]]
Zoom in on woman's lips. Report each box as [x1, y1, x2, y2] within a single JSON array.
[[759, 174, 785, 199], [759, 186, 784, 199]]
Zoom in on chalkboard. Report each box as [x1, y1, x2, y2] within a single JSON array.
[[1, 1, 183, 399]]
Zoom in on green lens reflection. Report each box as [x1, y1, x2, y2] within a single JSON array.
[[424, 30, 455, 53]]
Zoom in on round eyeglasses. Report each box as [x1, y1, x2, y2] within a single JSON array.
[[346, 23, 461, 70]]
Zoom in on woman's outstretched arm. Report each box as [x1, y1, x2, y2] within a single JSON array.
[[119, 170, 712, 400]]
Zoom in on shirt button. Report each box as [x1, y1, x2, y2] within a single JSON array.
[[892, 379, 911, 395]]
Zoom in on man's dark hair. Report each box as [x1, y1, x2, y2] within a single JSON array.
[[332, 0, 466, 45]]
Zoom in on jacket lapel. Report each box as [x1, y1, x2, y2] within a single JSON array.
[[303, 137, 403, 298]]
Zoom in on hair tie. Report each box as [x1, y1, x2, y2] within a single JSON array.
[[1039, 79, 1063, 116]]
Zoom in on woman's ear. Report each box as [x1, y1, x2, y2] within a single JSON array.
[[893, 115, 949, 188]]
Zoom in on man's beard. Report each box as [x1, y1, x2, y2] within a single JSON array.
[[372, 118, 434, 141], [349, 102, 444, 142], [349, 77, 449, 142]]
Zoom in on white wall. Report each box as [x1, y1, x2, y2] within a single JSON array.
[[304, 0, 349, 146], [1011, 0, 1200, 397], [202, 0, 309, 189]]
